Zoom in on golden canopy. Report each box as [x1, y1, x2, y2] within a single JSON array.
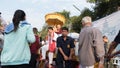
[[45, 13, 66, 26]]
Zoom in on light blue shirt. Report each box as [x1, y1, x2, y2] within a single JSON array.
[[1, 21, 35, 65]]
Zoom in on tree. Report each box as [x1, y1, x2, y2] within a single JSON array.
[[87, 0, 109, 4], [56, 10, 71, 27], [71, 8, 93, 33], [41, 0, 120, 37], [57, 10, 70, 20], [87, 0, 120, 20], [71, 16, 82, 33], [40, 10, 71, 39], [40, 24, 48, 39]]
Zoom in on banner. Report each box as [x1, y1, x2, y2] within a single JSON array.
[[93, 11, 120, 50]]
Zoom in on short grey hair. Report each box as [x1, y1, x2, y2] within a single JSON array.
[[81, 16, 92, 24]]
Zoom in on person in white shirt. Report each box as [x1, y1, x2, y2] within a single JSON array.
[[40, 27, 58, 68]]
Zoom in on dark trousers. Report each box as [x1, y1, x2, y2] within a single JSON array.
[[56, 60, 72, 68], [71, 60, 79, 68], [1, 64, 29, 68], [29, 54, 38, 68]]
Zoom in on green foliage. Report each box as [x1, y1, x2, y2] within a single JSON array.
[[88, 0, 120, 20], [40, 24, 48, 39], [71, 18, 82, 33], [71, 8, 93, 33], [56, 10, 70, 20], [87, 0, 110, 4], [41, 0, 120, 38], [40, 10, 71, 38], [72, 0, 120, 32], [56, 10, 71, 27]]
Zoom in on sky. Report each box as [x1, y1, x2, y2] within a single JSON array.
[[0, 0, 94, 31]]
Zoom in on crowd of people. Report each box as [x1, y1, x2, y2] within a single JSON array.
[[0, 9, 120, 68]]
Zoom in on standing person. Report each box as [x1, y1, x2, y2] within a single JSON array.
[[29, 27, 40, 68], [1, 10, 35, 68], [0, 12, 7, 68], [0, 12, 7, 52], [78, 16, 105, 68], [40, 36, 49, 61], [55, 24, 62, 35], [47, 27, 58, 68], [103, 36, 110, 68], [40, 27, 58, 68], [103, 36, 109, 55], [56, 27, 75, 68], [39, 36, 49, 68]]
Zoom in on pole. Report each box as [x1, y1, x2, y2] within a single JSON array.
[[73, 5, 81, 13]]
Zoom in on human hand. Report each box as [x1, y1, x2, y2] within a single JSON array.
[[103, 39, 108, 43], [63, 55, 69, 60], [69, 56, 72, 60], [0, 26, 4, 32]]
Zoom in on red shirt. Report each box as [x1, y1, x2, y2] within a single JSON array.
[[30, 35, 40, 54], [55, 29, 62, 34]]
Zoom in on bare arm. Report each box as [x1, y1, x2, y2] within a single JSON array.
[[107, 41, 118, 55], [58, 47, 66, 57], [114, 50, 120, 56], [69, 48, 74, 59], [58, 47, 69, 60], [111, 50, 120, 58]]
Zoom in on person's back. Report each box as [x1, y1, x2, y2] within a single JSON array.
[[30, 35, 40, 54], [78, 16, 105, 68], [1, 21, 35, 65], [1, 10, 35, 68], [79, 26, 102, 66], [30, 28, 40, 54]]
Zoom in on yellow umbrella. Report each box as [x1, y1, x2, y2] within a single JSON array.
[[45, 13, 66, 26]]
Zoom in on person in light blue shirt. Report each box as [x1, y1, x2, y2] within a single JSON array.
[[1, 10, 35, 68]]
